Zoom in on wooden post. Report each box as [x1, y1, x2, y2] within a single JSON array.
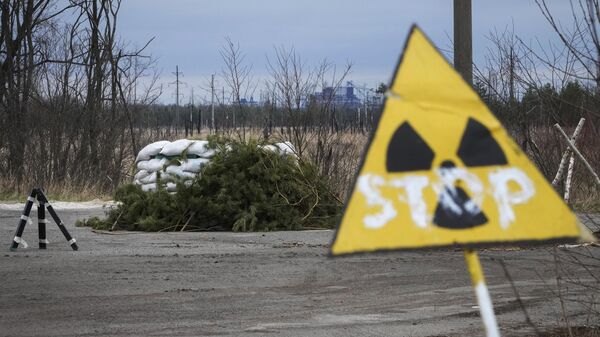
[[552, 118, 585, 186], [554, 123, 600, 187], [564, 153, 576, 203], [454, 0, 473, 85]]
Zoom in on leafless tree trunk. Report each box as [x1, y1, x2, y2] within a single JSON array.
[[220, 37, 254, 140], [0, 0, 159, 195]]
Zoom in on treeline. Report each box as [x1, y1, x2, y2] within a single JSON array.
[[0, 1, 373, 196], [479, 81, 594, 128], [477, 79, 600, 184], [1, 0, 599, 204], [470, 0, 600, 188], [131, 103, 378, 137], [0, 0, 159, 194]]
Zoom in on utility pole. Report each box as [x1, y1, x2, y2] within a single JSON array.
[[211, 74, 215, 132], [175, 67, 178, 107], [189, 87, 194, 136], [362, 83, 368, 131], [455, 7, 502, 337], [453, 0, 473, 85], [171, 65, 185, 133], [174, 65, 182, 106]]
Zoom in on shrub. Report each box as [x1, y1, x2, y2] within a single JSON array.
[[79, 137, 342, 232]]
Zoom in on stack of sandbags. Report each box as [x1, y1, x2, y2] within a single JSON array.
[[133, 139, 296, 192], [263, 141, 297, 158], [134, 139, 214, 192]]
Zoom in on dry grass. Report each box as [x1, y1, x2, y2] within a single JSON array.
[[1, 123, 598, 208], [523, 124, 600, 210], [0, 176, 114, 201]]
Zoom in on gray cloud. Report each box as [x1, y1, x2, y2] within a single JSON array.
[[117, 0, 573, 103]]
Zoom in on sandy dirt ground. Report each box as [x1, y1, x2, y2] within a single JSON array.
[[0, 204, 598, 337]]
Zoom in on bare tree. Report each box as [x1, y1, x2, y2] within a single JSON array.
[[0, 0, 160, 195], [219, 37, 254, 139], [536, 0, 600, 90]]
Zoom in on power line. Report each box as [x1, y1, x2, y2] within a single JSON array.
[[170, 65, 185, 106], [211, 74, 215, 132], [169, 65, 186, 132]]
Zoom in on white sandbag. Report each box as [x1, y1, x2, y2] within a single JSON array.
[[133, 179, 142, 185], [262, 144, 278, 152], [137, 158, 167, 172], [156, 172, 175, 182], [187, 140, 211, 156], [138, 172, 157, 184], [141, 183, 157, 192], [275, 141, 296, 157], [166, 182, 177, 192], [165, 165, 198, 179], [262, 142, 297, 158], [179, 158, 211, 173], [165, 180, 193, 192], [138, 171, 173, 184], [136, 160, 149, 171], [134, 170, 151, 181], [199, 149, 216, 158], [159, 139, 193, 156], [135, 140, 170, 162]]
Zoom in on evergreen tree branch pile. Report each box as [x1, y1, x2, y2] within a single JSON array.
[[78, 138, 342, 231]]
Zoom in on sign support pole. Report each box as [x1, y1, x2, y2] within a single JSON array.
[[463, 248, 501, 337]]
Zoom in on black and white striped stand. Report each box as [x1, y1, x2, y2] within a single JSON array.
[[9, 189, 37, 250], [36, 189, 78, 251], [38, 198, 48, 249], [9, 188, 78, 251]]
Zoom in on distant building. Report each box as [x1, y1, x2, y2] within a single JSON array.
[[314, 82, 362, 108], [240, 96, 258, 106]]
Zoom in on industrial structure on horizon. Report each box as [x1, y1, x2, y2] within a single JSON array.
[[194, 81, 384, 109]]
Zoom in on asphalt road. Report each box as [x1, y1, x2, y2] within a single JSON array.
[[0, 204, 598, 337]]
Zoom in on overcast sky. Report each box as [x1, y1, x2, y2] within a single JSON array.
[[116, 1, 572, 104]]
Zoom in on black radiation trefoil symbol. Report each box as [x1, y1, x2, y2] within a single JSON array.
[[386, 118, 507, 229]]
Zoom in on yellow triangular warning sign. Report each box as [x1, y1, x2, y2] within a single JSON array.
[[331, 26, 582, 256]]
